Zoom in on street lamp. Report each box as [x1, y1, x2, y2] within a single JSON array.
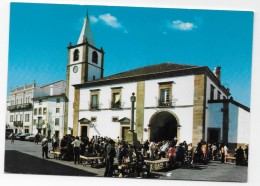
[[130, 92, 136, 143]]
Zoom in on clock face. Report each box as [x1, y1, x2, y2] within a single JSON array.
[[73, 66, 78, 73]]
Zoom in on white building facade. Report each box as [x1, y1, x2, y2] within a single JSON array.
[[32, 80, 66, 139], [6, 83, 35, 134], [65, 14, 250, 149]]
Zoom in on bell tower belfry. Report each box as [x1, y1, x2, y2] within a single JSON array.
[[64, 14, 105, 135]]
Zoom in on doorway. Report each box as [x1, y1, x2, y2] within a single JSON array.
[[81, 126, 88, 138], [208, 128, 220, 143], [149, 111, 178, 142], [121, 126, 130, 141]]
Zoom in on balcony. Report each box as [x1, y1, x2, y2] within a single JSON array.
[[110, 101, 122, 109], [13, 121, 23, 127], [89, 103, 100, 110], [157, 99, 174, 108], [7, 103, 32, 111]]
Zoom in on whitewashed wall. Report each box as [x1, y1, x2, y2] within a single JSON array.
[[229, 103, 250, 144]]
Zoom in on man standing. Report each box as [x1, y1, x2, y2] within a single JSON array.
[[71, 136, 83, 164], [104, 139, 116, 177], [11, 133, 15, 144], [41, 135, 49, 159]]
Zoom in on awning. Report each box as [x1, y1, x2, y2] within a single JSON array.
[[78, 118, 91, 124], [118, 117, 130, 123]]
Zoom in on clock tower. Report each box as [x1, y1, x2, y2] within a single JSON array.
[[64, 14, 105, 135]]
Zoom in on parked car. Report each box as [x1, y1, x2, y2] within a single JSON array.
[[25, 133, 44, 142], [19, 133, 31, 141], [25, 134, 36, 142], [15, 133, 22, 140]]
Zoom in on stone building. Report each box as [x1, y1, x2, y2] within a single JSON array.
[[64, 14, 250, 147], [6, 83, 36, 134]]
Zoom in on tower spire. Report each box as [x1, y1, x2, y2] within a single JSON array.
[[77, 12, 95, 45]]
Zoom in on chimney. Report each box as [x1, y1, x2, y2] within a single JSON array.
[[213, 66, 221, 81]]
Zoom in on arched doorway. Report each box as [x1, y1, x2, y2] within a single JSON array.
[[149, 111, 179, 142]]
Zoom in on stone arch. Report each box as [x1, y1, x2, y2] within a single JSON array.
[[148, 110, 180, 142]]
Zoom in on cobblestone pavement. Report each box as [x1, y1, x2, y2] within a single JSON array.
[[4, 140, 248, 182]]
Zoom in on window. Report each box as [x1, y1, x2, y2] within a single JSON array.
[[158, 82, 172, 107], [112, 117, 119, 122], [25, 114, 30, 122], [91, 94, 99, 109], [56, 108, 60, 113], [20, 114, 23, 121], [34, 108, 37, 115], [111, 92, 121, 109], [90, 90, 100, 110], [43, 108, 47, 115], [55, 118, 60, 126], [92, 51, 98, 64], [210, 85, 215, 100], [91, 117, 97, 122], [24, 128, 29, 134], [38, 107, 42, 115], [34, 119, 37, 125], [39, 100, 42, 105], [111, 87, 122, 109], [16, 115, 18, 121], [10, 115, 13, 122], [73, 49, 79, 61], [56, 98, 60, 103]]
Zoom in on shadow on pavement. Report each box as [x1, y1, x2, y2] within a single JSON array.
[[5, 150, 98, 177]]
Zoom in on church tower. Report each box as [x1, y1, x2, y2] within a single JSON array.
[[64, 14, 105, 135]]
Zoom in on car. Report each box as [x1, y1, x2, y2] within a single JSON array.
[[15, 133, 22, 140], [25, 133, 44, 142], [19, 133, 31, 141]]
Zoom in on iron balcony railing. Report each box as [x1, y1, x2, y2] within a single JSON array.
[[157, 99, 174, 107], [110, 101, 122, 109], [13, 121, 23, 127], [7, 103, 32, 111], [89, 103, 100, 110]]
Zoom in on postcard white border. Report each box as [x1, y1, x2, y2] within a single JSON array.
[[0, 1, 259, 186]]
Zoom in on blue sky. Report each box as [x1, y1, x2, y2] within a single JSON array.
[[8, 3, 253, 107]]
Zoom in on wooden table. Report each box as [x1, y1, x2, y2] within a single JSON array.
[[144, 158, 169, 171], [80, 155, 104, 166]]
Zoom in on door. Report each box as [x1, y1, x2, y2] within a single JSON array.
[[81, 126, 88, 138], [208, 128, 220, 143], [121, 126, 130, 141]]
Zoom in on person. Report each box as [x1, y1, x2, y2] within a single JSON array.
[[104, 139, 116, 177], [71, 136, 84, 164], [149, 141, 155, 160], [35, 133, 40, 144], [52, 134, 59, 151], [41, 135, 49, 159], [11, 133, 15, 144], [220, 145, 225, 163], [224, 145, 229, 164], [235, 146, 244, 166], [244, 145, 249, 163], [168, 144, 176, 169]]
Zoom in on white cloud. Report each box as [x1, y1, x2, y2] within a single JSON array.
[[98, 13, 122, 28], [89, 13, 127, 33], [171, 20, 196, 31], [90, 16, 98, 23]]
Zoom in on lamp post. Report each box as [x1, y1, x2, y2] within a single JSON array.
[[130, 92, 136, 143]]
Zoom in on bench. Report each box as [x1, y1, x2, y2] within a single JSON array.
[[144, 158, 169, 172], [50, 151, 61, 159], [80, 155, 104, 167]]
